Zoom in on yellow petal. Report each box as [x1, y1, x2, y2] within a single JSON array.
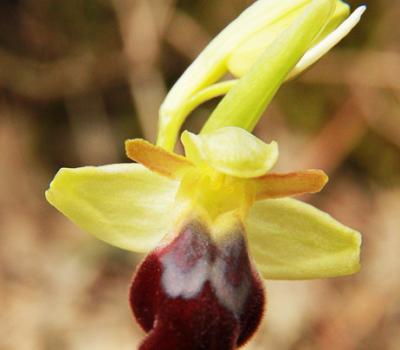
[[246, 198, 361, 279], [125, 139, 194, 179], [309, 0, 350, 44], [287, 5, 366, 80], [46, 163, 179, 252], [227, 3, 308, 77], [182, 127, 278, 178], [227, 1, 357, 78], [253, 169, 328, 200]]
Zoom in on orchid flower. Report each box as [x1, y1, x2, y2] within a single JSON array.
[[46, 0, 364, 349]]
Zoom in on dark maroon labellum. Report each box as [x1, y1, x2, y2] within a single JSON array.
[[130, 220, 265, 350]]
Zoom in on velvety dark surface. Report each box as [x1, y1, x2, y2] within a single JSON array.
[[130, 222, 265, 349]]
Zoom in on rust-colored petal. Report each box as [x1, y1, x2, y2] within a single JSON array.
[[253, 169, 328, 200], [125, 139, 194, 179]]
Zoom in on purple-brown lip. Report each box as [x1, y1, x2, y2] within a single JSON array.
[[130, 220, 265, 350]]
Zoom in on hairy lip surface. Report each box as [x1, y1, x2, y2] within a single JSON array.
[[130, 220, 265, 350]]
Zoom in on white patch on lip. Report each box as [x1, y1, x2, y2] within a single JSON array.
[[160, 223, 211, 299], [210, 236, 251, 316], [160, 222, 253, 317], [161, 253, 210, 299]]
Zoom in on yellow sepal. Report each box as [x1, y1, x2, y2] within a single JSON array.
[[46, 164, 179, 252], [245, 197, 361, 279]]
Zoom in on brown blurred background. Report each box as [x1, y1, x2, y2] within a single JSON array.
[[0, 0, 399, 349]]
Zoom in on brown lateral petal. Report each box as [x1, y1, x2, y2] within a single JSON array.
[[125, 139, 194, 179], [253, 169, 328, 200]]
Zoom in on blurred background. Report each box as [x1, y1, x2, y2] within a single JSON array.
[[0, 0, 399, 349]]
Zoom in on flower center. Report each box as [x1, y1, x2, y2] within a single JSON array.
[[174, 167, 254, 223]]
